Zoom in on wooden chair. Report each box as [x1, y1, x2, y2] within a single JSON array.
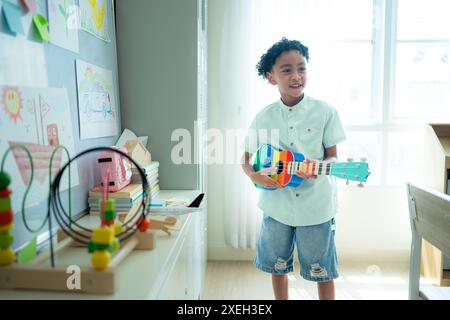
[[406, 183, 450, 300]]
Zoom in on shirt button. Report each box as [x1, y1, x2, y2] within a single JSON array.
[[296, 194, 300, 197], [290, 126, 294, 130], [290, 143, 294, 147], [289, 109, 292, 112]]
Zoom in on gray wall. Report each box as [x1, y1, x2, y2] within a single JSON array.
[[115, 0, 200, 190]]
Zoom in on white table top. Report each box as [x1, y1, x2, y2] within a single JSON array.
[[0, 190, 202, 300]]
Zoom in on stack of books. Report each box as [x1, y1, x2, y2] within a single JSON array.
[[131, 161, 160, 199], [88, 183, 144, 218]]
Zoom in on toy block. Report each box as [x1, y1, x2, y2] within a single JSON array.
[[0, 232, 14, 249], [0, 198, 11, 212], [104, 199, 115, 211], [0, 189, 12, 197], [0, 247, 15, 266], [0, 172, 11, 189], [0, 210, 13, 226], [0, 223, 14, 232], [104, 210, 116, 221], [91, 250, 111, 270], [92, 227, 114, 245]]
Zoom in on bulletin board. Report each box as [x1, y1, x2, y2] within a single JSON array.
[[0, 0, 121, 250]]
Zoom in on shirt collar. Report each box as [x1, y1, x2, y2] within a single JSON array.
[[278, 94, 308, 111]]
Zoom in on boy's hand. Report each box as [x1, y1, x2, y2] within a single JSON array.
[[250, 171, 284, 189], [295, 159, 318, 180]]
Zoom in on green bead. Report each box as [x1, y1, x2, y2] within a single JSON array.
[[0, 232, 13, 249], [88, 241, 111, 253], [0, 172, 11, 189], [0, 197, 11, 212], [88, 241, 96, 253], [109, 238, 120, 253], [104, 210, 116, 222], [104, 199, 115, 211]]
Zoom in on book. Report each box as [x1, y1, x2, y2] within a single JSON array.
[[131, 161, 159, 174], [90, 198, 143, 216], [89, 183, 143, 199]]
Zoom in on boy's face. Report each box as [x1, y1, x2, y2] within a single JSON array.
[[266, 50, 308, 106]]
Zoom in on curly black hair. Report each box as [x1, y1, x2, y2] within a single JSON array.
[[256, 38, 310, 79]]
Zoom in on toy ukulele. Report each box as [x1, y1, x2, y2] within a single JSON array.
[[252, 144, 370, 190]]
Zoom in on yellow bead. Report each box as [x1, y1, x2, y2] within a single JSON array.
[[91, 250, 111, 270], [112, 223, 123, 236], [92, 226, 114, 245], [0, 247, 15, 266], [0, 223, 14, 232]]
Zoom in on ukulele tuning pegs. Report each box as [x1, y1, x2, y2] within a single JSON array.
[[357, 182, 365, 188], [360, 157, 367, 162], [347, 157, 354, 162]]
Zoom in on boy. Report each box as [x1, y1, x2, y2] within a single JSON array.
[[241, 38, 346, 300]]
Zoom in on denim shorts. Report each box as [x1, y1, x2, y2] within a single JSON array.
[[254, 215, 339, 282]]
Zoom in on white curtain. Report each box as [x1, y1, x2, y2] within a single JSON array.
[[217, 0, 353, 249], [218, 0, 260, 249], [218, 0, 305, 249]]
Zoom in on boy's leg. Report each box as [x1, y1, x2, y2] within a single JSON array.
[[295, 218, 339, 300], [317, 280, 335, 300], [272, 274, 288, 300], [253, 215, 295, 300]]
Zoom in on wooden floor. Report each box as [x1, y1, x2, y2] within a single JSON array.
[[204, 261, 409, 300]]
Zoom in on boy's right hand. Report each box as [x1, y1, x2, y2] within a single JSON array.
[[250, 171, 284, 189]]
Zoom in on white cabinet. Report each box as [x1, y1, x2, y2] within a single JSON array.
[[157, 209, 206, 299]]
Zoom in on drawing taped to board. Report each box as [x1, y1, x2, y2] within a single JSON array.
[[0, 86, 79, 210], [76, 59, 118, 139], [79, 0, 110, 42], [49, 0, 79, 53]]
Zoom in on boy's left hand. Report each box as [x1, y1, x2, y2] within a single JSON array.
[[295, 159, 318, 179]]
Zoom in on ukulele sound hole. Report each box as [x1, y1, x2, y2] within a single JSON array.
[[275, 161, 284, 174]]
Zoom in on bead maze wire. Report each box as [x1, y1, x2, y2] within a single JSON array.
[[48, 146, 149, 267]]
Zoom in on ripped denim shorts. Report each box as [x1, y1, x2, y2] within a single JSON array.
[[253, 215, 339, 282]]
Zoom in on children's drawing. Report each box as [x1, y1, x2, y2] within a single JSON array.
[[76, 59, 118, 139], [49, 0, 79, 53], [0, 86, 79, 210], [79, 0, 110, 42]]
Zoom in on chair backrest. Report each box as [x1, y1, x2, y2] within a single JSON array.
[[406, 183, 450, 257]]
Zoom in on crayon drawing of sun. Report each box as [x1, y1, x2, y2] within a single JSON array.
[[2, 87, 23, 123]]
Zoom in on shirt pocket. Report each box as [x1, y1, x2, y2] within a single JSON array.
[[298, 127, 323, 157]]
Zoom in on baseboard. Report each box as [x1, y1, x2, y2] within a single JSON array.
[[207, 243, 256, 261], [208, 243, 410, 264]]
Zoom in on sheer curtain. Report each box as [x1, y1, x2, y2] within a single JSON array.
[[218, 0, 373, 248], [218, 0, 307, 249]]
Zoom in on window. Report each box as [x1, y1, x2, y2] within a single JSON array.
[[253, 0, 450, 186]]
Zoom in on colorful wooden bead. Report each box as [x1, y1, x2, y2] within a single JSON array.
[[110, 238, 120, 253], [0, 197, 11, 212], [92, 226, 114, 245], [104, 210, 116, 222], [0, 210, 14, 226], [104, 199, 115, 211], [0, 223, 13, 232], [91, 250, 111, 270], [0, 232, 14, 249], [0, 247, 15, 266], [137, 218, 151, 232], [112, 223, 123, 236], [0, 189, 12, 197], [0, 172, 11, 189]]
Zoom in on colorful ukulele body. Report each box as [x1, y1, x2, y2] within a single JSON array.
[[252, 144, 370, 190]]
